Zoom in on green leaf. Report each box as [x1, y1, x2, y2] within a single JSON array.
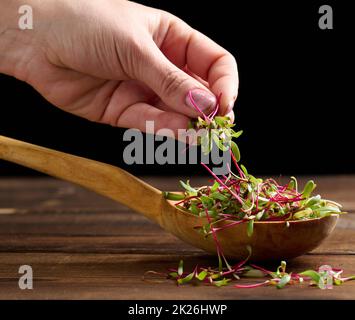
[[242, 268, 265, 278], [231, 141, 241, 162], [280, 261, 286, 273], [255, 210, 265, 220], [214, 116, 227, 127], [217, 139, 229, 152], [213, 278, 231, 287], [190, 203, 200, 215], [276, 261, 287, 276], [240, 164, 248, 176], [210, 273, 222, 280], [179, 180, 197, 194], [211, 192, 228, 201], [169, 272, 178, 278], [207, 209, 218, 218], [302, 180, 316, 199], [178, 260, 184, 276], [200, 134, 212, 155], [293, 208, 313, 220], [305, 195, 321, 207], [231, 130, 243, 139], [177, 272, 195, 285], [164, 192, 185, 201], [247, 220, 254, 237], [276, 274, 291, 289], [212, 132, 221, 146], [288, 176, 298, 191], [316, 206, 341, 213], [243, 199, 252, 211], [299, 270, 321, 283], [196, 270, 208, 281], [201, 195, 214, 208], [210, 181, 220, 192]]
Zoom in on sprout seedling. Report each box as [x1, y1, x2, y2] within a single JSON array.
[[158, 90, 352, 290]]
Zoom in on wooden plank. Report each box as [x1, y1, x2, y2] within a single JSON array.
[[0, 253, 354, 300], [0, 209, 353, 255], [0, 230, 353, 255], [0, 178, 122, 210], [0, 234, 201, 254], [0, 176, 355, 299], [1, 176, 355, 211]]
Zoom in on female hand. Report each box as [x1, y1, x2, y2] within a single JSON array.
[[0, 0, 238, 135]]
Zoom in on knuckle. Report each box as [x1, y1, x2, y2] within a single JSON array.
[[118, 32, 149, 78], [124, 43, 145, 77], [161, 69, 188, 97]]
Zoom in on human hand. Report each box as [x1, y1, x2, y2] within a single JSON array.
[[0, 0, 238, 135]]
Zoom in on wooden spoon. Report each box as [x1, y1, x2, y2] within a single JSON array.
[[0, 135, 338, 261]]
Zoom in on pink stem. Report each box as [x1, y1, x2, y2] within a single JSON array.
[[211, 219, 247, 233], [201, 162, 244, 205], [230, 150, 245, 178], [204, 208, 224, 257], [234, 280, 269, 288], [207, 93, 222, 119], [250, 264, 273, 275], [175, 195, 199, 206], [188, 91, 209, 122]]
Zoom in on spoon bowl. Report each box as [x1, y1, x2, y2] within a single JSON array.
[[162, 200, 338, 261], [0, 135, 338, 261]]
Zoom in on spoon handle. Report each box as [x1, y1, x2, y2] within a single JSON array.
[[0, 135, 163, 224]]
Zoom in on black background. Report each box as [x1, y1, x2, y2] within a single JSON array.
[[0, 0, 353, 177]]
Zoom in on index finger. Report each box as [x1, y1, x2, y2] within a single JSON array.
[[186, 31, 239, 115], [160, 16, 239, 115]]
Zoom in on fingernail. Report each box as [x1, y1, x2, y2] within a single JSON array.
[[185, 89, 216, 113], [226, 100, 235, 114]]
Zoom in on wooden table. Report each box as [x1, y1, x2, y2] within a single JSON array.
[[0, 175, 354, 299]]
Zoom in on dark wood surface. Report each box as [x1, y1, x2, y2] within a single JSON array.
[[0, 175, 354, 299]]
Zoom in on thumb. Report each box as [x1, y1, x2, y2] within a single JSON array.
[[135, 44, 217, 118]]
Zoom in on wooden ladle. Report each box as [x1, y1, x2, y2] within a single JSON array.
[[0, 135, 338, 261]]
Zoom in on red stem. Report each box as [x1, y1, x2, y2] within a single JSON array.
[[201, 162, 244, 205]]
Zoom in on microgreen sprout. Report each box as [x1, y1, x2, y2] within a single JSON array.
[[187, 92, 242, 158], [169, 91, 344, 234], [169, 159, 345, 239], [144, 258, 355, 290], [159, 90, 352, 290]]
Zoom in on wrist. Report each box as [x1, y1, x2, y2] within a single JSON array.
[[0, 0, 61, 79], [0, 0, 34, 78]]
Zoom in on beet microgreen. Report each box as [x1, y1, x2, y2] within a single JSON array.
[[187, 92, 242, 159], [145, 258, 355, 290], [171, 159, 345, 239], [247, 220, 254, 237], [172, 90, 345, 228], [158, 90, 351, 290]]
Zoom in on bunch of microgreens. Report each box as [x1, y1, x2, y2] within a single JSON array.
[[186, 91, 241, 159], [158, 91, 353, 289], [167, 163, 344, 236]]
